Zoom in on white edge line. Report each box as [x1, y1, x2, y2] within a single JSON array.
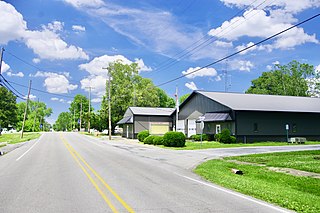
[[16, 134, 43, 161], [177, 174, 291, 213]]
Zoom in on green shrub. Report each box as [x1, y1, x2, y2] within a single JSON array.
[[137, 130, 149, 142], [163, 131, 186, 147], [230, 136, 236, 143], [191, 134, 209, 141], [214, 133, 221, 142], [153, 135, 164, 145], [144, 135, 156, 144]]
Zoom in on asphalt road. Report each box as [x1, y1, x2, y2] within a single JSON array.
[[0, 132, 319, 213]]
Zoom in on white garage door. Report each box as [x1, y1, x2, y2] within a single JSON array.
[[150, 123, 169, 135]]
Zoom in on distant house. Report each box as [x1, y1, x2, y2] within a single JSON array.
[[117, 107, 175, 139], [175, 91, 320, 142]]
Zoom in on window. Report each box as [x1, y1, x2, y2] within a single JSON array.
[[292, 124, 297, 133], [253, 123, 258, 132]]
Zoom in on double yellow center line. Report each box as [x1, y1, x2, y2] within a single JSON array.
[[60, 134, 134, 213]]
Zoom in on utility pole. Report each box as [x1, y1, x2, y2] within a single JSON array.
[[175, 86, 179, 132], [86, 86, 94, 133], [102, 66, 112, 140], [21, 80, 32, 139], [80, 99, 82, 132], [32, 98, 39, 132], [73, 109, 75, 130], [0, 47, 4, 75], [108, 68, 112, 140]]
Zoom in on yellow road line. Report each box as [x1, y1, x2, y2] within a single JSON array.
[[60, 135, 119, 213], [60, 134, 135, 213]]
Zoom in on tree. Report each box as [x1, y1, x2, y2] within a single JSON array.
[[246, 61, 319, 97], [16, 100, 52, 132], [101, 61, 162, 133], [54, 112, 71, 131], [69, 94, 91, 130], [179, 93, 190, 104], [0, 86, 18, 129], [157, 88, 175, 108]]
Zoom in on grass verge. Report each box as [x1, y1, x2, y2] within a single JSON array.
[[194, 150, 320, 213], [163, 141, 320, 150], [0, 133, 40, 144]]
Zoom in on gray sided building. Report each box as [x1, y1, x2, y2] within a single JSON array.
[[117, 107, 175, 139], [176, 91, 320, 142]]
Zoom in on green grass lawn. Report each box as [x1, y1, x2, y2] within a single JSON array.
[[0, 133, 40, 145], [164, 141, 320, 150], [194, 150, 320, 213]]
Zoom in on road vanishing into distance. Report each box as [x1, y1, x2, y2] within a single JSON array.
[[1, 132, 319, 213]]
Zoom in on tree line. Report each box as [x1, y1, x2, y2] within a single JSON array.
[[0, 87, 52, 132], [53, 60, 319, 133]]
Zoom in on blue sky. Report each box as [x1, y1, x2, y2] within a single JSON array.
[[1, 0, 320, 124]]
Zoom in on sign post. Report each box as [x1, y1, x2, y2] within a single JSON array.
[[199, 116, 205, 148], [286, 124, 289, 142]]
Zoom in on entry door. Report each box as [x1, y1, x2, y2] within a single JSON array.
[[216, 124, 221, 134], [187, 119, 196, 138]]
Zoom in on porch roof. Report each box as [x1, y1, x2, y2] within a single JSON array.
[[197, 113, 232, 122]]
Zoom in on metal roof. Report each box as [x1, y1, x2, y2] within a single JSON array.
[[129, 107, 175, 116], [117, 116, 133, 125], [197, 113, 232, 122], [197, 91, 320, 113]]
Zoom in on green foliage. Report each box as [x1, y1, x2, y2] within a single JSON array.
[[214, 133, 221, 142], [0, 86, 18, 128], [191, 134, 209, 141], [143, 135, 156, 144], [215, 129, 235, 144], [157, 88, 175, 108], [54, 112, 72, 131], [137, 130, 149, 142], [101, 62, 172, 133], [163, 131, 186, 147], [230, 136, 236, 143], [179, 93, 190, 104], [15, 100, 52, 132], [153, 135, 164, 145], [0, 133, 40, 144], [69, 94, 90, 130], [246, 60, 319, 97]]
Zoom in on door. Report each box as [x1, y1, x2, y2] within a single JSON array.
[[187, 119, 196, 138], [216, 124, 221, 134], [150, 123, 169, 135]]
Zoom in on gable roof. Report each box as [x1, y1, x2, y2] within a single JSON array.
[[194, 91, 320, 113], [129, 107, 175, 116]]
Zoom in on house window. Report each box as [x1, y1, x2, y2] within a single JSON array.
[[253, 123, 258, 132], [292, 124, 297, 133]]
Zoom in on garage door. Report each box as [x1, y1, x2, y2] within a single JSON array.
[[150, 123, 169, 135]]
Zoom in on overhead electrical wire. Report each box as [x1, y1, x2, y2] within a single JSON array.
[[7, 80, 76, 99], [148, 0, 268, 75], [156, 12, 320, 87], [0, 75, 26, 100]]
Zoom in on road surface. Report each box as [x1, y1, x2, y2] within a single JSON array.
[[1, 132, 318, 212]]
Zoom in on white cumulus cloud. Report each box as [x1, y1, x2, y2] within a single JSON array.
[[0, 2, 89, 60], [228, 60, 254, 72], [1, 61, 10, 73], [6, 71, 24, 77], [32, 71, 78, 94], [185, 82, 198, 91], [72, 25, 86, 32], [182, 67, 217, 79]]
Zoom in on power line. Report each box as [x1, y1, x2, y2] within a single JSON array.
[[156, 12, 320, 87], [7, 79, 75, 99], [148, 0, 268, 76], [0, 76, 26, 100]]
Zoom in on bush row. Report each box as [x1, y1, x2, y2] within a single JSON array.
[[138, 131, 186, 147], [214, 129, 236, 143]]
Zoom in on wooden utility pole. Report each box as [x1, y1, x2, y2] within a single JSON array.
[[32, 98, 39, 132], [80, 99, 82, 131], [21, 80, 32, 139], [108, 69, 112, 140], [0, 47, 4, 75], [86, 86, 94, 133]]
